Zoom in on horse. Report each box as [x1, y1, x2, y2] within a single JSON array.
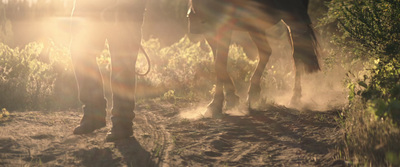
[[187, 0, 320, 117]]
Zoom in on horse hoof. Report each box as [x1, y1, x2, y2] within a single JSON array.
[[248, 98, 260, 110], [248, 92, 261, 108], [289, 96, 301, 107], [248, 85, 261, 107], [204, 106, 224, 118], [225, 94, 240, 110]]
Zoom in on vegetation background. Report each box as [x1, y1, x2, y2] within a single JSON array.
[[322, 0, 400, 165], [0, 0, 399, 166]]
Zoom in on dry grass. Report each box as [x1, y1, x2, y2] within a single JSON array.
[[341, 98, 400, 166]]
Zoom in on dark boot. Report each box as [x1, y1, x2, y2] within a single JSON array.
[[73, 106, 106, 134], [73, 117, 106, 134], [105, 117, 133, 142]]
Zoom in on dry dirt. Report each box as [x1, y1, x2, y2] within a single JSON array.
[[0, 99, 342, 167]]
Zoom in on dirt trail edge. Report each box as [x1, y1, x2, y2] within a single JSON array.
[[0, 99, 341, 166]]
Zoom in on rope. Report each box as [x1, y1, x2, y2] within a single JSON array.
[[137, 44, 151, 76]]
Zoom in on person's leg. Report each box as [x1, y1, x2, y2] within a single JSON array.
[[71, 15, 108, 134], [105, 0, 146, 141]]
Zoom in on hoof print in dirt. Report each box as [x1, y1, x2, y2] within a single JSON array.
[[204, 151, 222, 157], [30, 134, 55, 140]]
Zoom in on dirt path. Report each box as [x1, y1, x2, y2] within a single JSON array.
[[0, 99, 341, 166]]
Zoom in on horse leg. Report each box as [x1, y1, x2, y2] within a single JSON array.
[[204, 35, 217, 59], [282, 23, 303, 106], [205, 35, 240, 110], [248, 31, 271, 107], [284, 23, 319, 106], [204, 35, 224, 117], [223, 74, 241, 110], [290, 69, 302, 105], [205, 30, 235, 117]]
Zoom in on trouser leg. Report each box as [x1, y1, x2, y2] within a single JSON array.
[[71, 19, 108, 134], [105, 0, 146, 141]]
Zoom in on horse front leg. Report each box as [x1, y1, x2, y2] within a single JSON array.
[[204, 30, 237, 117], [290, 70, 302, 106], [205, 35, 240, 111], [248, 31, 271, 108]]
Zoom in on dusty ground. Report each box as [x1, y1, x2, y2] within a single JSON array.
[[0, 98, 342, 167]]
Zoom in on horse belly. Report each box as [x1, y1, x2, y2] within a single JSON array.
[[233, 8, 280, 32]]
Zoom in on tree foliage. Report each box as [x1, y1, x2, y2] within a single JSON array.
[[325, 0, 400, 121], [323, 0, 400, 165]]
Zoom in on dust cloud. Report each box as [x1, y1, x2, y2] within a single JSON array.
[[180, 22, 347, 119], [179, 102, 250, 120], [267, 69, 347, 111], [179, 103, 208, 120], [259, 23, 348, 112]]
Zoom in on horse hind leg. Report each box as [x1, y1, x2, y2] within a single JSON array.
[[204, 36, 223, 117], [204, 31, 239, 117], [248, 31, 271, 108], [205, 35, 240, 110], [281, 22, 302, 106], [290, 69, 302, 106], [284, 21, 320, 106]]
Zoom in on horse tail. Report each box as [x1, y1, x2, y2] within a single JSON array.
[[284, 20, 320, 74], [302, 0, 309, 11], [301, 23, 320, 73], [280, 0, 320, 74]]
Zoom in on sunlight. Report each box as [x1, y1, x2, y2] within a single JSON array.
[[1, 0, 38, 7], [3, 0, 398, 166]]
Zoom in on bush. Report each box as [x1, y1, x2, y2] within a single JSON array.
[[0, 42, 76, 110], [46, 42, 80, 110], [98, 36, 257, 101], [342, 98, 400, 166], [324, 0, 400, 56], [328, 0, 400, 121], [145, 36, 257, 100], [0, 35, 259, 109], [0, 42, 54, 110], [324, 0, 400, 165]]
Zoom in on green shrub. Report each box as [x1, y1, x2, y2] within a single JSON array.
[[342, 98, 400, 166], [324, 0, 400, 57], [324, 0, 400, 165], [0, 42, 52, 110], [46, 42, 80, 110], [227, 43, 257, 94], [0, 108, 10, 118], [0, 35, 259, 109], [0, 42, 75, 110], [136, 36, 257, 100], [325, 0, 400, 120]]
